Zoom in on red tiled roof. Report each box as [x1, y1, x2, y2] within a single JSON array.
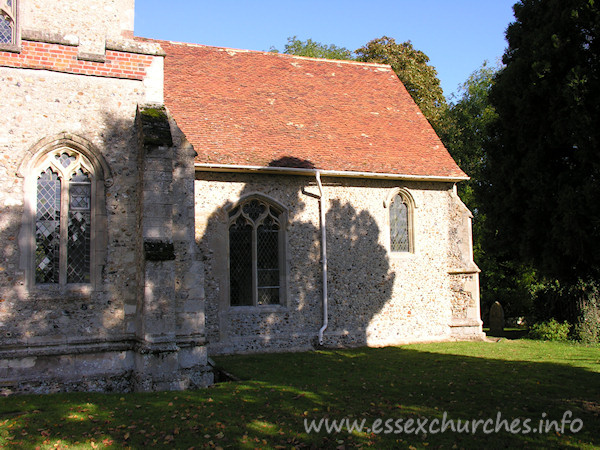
[[157, 40, 467, 180]]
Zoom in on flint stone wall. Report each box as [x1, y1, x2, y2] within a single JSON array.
[[0, 65, 145, 392], [0, 65, 211, 393], [21, 0, 135, 55], [196, 172, 481, 355], [0, 66, 145, 334]]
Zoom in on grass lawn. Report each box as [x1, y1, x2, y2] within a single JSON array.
[[0, 339, 599, 449]]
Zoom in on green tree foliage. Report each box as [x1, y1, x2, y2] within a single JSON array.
[[355, 36, 447, 130], [441, 62, 499, 207], [484, 0, 600, 281], [272, 36, 355, 60], [440, 62, 537, 320]]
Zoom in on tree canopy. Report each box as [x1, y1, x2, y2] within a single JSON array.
[[439, 62, 537, 320], [441, 61, 499, 206], [355, 36, 447, 130], [483, 0, 600, 281], [272, 36, 355, 60]]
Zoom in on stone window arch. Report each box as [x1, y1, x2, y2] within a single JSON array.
[[19, 134, 111, 292], [227, 194, 287, 307], [0, 0, 18, 46], [384, 187, 416, 254]]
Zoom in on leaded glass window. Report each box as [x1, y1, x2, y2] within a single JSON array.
[[390, 195, 409, 252], [387, 189, 415, 254], [0, 0, 16, 44], [67, 168, 91, 283], [35, 169, 61, 283], [228, 197, 284, 306], [34, 150, 93, 285], [229, 217, 253, 306]]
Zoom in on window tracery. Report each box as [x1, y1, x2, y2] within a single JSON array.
[[228, 197, 285, 306]]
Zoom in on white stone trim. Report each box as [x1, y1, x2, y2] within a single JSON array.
[[143, 56, 164, 104]]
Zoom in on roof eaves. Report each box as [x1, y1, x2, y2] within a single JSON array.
[[194, 163, 469, 183]]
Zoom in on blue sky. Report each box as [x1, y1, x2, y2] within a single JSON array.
[[135, 0, 516, 99]]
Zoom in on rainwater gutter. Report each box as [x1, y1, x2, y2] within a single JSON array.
[[315, 171, 328, 346], [194, 163, 469, 183]]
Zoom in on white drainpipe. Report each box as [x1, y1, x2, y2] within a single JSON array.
[[316, 171, 329, 345]]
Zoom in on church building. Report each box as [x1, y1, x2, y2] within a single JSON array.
[[0, 0, 483, 393]]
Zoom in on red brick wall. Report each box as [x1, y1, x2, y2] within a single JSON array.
[[0, 40, 154, 80]]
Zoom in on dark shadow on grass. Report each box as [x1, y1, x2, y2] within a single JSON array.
[[1, 344, 599, 448]]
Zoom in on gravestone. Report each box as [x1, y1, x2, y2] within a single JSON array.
[[489, 301, 505, 336]]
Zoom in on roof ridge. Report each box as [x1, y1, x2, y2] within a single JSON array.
[[146, 37, 393, 69]]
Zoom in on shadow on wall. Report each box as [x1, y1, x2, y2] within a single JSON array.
[[198, 156, 395, 354], [0, 112, 142, 362]]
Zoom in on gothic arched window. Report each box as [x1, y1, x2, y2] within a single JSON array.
[[34, 151, 93, 285], [385, 188, 416, 254], [20, 135, 111, 292], [227, 196, 286, 307], [0, 0, 17, 45]]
